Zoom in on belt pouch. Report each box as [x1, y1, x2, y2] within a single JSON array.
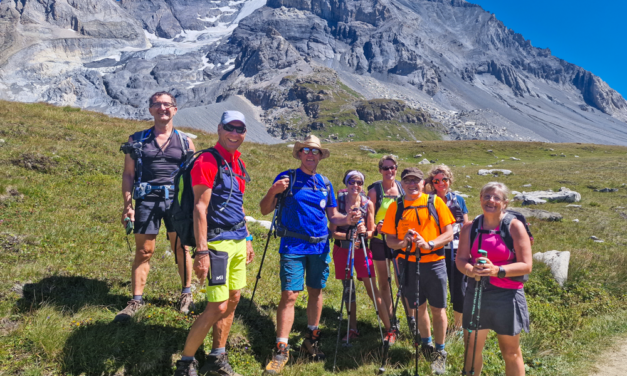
[[208, 250, 228, 286]]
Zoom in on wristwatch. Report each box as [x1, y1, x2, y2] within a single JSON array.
[[498, 266, 506, 278], [428, 241, 435, 250]]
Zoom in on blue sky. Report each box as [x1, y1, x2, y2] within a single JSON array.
[[469, 0, 627, 98]]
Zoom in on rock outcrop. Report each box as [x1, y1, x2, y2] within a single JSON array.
[[514, 187, 581, 204], [533, 250, 570, 287]]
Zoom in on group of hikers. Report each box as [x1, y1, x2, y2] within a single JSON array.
[[117, 92, 533, 376]]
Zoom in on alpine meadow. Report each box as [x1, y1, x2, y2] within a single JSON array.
[[1, 101, 626, 375]]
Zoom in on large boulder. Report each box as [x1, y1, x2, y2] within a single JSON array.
[[514, 187, 581, 204], [533, 250, 570, 287], [509, 207, 562, 221], [478, 169, 512, 176]]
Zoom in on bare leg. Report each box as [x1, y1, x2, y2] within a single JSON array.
[[170, 232, 192, 289], [182, 299, 230, 357], [454, 311, 463, 331], [374, 259, 393, 317], [498, 334, 525, 376], [362, 278, 391, 331], [212, 290, 241, 349], [132, 234, 157, 296], [417, 302, 431, 340], [277, 290, 299, 338], [306, 286, 323, 327], [348, 301, 357, 330], [430, 306, 447, 345], [463, 329, 489, 375]]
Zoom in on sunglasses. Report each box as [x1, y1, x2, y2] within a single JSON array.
[[222, 123, 247, 134], [432, 177, 450, 185], [300, 147, 321, 155], [347, 180, 363, 186], [381, 166, 397, 171], [150, 102, 175, 109]]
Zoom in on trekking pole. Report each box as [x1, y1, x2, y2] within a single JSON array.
[[333, 225, 357, 372], [344, 227, 357, 347], [378, 235, 396, 374], [462, 250, 487, 376], [247, 175, 288, 313], [360, 234, 385, 345], [124, 217, 134, 253], [413, 251, 422, 376]]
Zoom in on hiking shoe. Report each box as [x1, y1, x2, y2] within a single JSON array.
[[199, 353, 241, 376], [264, 342, 289, 375], [300, 329, 325, 361], [341, 328, 360, 342], [384, 328, 397, 346], [178, 292, 196, 314], [113, 299, 145, 322], [431, 349, 447, 375], [175, 358, 199, 376], [420, 343, 435, 360]]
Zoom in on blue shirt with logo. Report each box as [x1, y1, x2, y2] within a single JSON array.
[[274, 169, 337, 255], [446, 192, 468, 214]]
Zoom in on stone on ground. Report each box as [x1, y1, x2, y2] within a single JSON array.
[[514, 187, 581, 204], [533, 250, 570, 287], [477, 169, 512, 176], [509, 207, 562, 221]]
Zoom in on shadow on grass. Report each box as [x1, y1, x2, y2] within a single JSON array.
[[16, 275, 128, 314], [61, 321, 190, 376]]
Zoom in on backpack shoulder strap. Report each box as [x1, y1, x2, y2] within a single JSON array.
[[238, 159, 251, 183], [394, 196, 405, 236], [396, 180, 405, 196], [337, 190, 347, 213], [469, 214, 483, 250], [132, 128, 152, 143], [500, 212, 516, 253], [373, 181, 384, 213], [321, 175, 331, 191], [428, 194, 441, 231], [174, 129, 189, 154]]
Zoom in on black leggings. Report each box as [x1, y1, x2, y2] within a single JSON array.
[[445, 246, 466, 313]]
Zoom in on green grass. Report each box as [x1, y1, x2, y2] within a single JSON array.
[[1, 100, 627, 375]]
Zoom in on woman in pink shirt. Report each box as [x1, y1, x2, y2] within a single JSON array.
[[456, 182, 533, 376]]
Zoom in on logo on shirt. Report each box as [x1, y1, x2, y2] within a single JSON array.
[[320, 199, 326, 208], [323, 191, 328, 197]]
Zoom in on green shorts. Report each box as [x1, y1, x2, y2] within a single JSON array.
[[206, 239, 247, 303]]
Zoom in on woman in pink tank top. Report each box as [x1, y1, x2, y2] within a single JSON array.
[[456, 182, 533, 376]]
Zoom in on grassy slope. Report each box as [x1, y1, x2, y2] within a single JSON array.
[[0, 101, 626, 375]]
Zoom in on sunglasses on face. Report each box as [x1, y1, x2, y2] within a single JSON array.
[[482, 194, 503, 202], [300, 147, 321, 155], [347, 180, 363, 186], [222, 123, 247, 134], [150, 102, 175, 109], [381, 165, 397, 171], [432, 177, 450, 185]]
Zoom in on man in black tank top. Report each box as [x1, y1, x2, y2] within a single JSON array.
[[115, 92, 196, 322]]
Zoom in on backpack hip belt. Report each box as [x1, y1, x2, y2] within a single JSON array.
[[396, 247, 444, 258], [207, 220, 247, 238], [276, 227, 328, 244], [134, 183, 175, 200]]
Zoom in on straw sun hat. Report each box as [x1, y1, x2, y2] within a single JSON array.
[[292, 135, 331, 160]]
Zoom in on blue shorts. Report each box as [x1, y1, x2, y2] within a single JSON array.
[[280, 252, 331, 291]]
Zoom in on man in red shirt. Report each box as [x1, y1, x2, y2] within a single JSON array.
[[175, 111, 254, 376]]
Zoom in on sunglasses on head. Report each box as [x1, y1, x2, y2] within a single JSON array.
[[381, 165, 397, 171], [222, 123, 247, 134], [432, 177, 450, 185], [347, 180, 363, 186], [300, 147, 321, 155]]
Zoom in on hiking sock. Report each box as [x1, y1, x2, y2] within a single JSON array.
[[181, 287, 191, 294], [181, 356, 195, 361], [435, 343, 445, 351], [132, 295, 143, 302], [307, 325, 319, 331], [209, 347, 226, 356], [421, 336, 433, 346], [277, 338, 288, 344]]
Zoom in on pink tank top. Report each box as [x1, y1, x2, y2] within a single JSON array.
[[470, 227, 523, 290]]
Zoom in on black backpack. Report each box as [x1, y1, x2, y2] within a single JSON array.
[[367, 180, 404, 215], [168, 147, 250, 248], [469, 211, 532, 282]]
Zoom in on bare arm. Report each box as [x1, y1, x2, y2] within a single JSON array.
[[326, 206, 359, 227], [456, 224, 475, 278], [187, 138, 196, 153], [121, 136, 136, 225], [192, 184, 212, 283], [365, 200, 375, 239], [260, 178, 289, 215]]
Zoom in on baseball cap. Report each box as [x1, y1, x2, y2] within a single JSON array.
[[401, 167, 424, 181], [220, 111, 246, 126]]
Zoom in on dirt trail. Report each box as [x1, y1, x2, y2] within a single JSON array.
[[589, 338, 627, 375]]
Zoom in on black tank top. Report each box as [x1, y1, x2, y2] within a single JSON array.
[[138, 128, 186, 199]]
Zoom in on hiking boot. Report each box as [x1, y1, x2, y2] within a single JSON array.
[[300, 329, 325, 361], [264, 342, 289, 375], [175, 358, 199, 376], [178, 292, 196, 314], [431, 349, 447, 375], [384, 327, 397, 346], [199, 353, 241, 376], [341, 328, 360, 342], [420, 343, 435, 360], [113, 299, 145, 322]]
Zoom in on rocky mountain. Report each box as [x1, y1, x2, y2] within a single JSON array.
[[1, 0, 626, 145]]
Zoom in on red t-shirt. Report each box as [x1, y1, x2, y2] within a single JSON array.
[[190, 143, 247, 193]]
